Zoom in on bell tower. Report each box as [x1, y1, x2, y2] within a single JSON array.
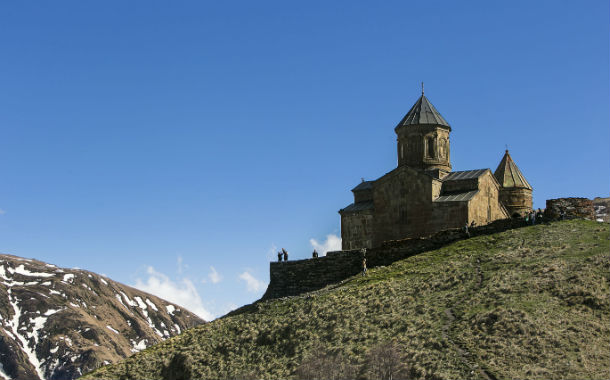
[[395, 86, 451, 175]]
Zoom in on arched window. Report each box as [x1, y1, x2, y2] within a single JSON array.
[[427, 137, 435, 158]]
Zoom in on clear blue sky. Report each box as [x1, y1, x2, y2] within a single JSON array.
[[1, 1, 608, 319]]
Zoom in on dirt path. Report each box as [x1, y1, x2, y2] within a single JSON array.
[[441, 258, 497, 380]]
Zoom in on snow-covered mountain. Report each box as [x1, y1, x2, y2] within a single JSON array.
[[0, 254, 204, 380]]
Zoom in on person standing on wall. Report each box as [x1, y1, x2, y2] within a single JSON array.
[[282, 248, 288, 261]]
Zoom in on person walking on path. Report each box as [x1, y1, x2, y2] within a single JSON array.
[[463, 223, 470, 238], [362, 257, 367, 276], [277, 251, 282, 262], [282, 248, 288, 262], [530, 210, 536, 225]]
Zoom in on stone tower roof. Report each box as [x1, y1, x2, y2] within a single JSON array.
[[396, 94, 450, 129], [494, 150, 532, 190]]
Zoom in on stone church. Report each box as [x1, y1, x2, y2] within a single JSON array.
[[339, 90, 532, 250]]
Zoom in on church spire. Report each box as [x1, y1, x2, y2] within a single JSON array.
[[494, 150, 532, 190], [395, 92, 450, 129]]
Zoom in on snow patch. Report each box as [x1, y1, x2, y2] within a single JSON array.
[[0, 363, 10, 380], [44, 309, 60, 316], [6, 289, 47, 379], [106, 325, 119, 334], [10, 264, 54, 278], [145, 298, 158, 311], [166, 304, 176, 315], [120, 292, 138, 307], [62, 274, 75, 283], [131, 339, 147, 352], [134, 296, 147, 311]]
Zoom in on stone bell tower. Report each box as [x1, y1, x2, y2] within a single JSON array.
[[395, 85, 451, 176], [494, 150, 533, 217]]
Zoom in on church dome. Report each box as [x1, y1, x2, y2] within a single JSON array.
[[395, 94, 450, 129]]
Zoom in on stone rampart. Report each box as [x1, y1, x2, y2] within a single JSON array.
[[262, 217, 528, 300], [545, 198, 595, 220]]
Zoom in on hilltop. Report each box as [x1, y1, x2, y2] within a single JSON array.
[[84, 220, 609, 380], [0, 255, 204, 380]]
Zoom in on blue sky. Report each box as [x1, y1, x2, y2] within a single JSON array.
[[1, 1, 608, 319]]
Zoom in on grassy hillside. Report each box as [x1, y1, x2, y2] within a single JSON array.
[[83, 220, 609, 380]]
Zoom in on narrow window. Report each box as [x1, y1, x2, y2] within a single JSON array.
[[427, 137, 435, 158]]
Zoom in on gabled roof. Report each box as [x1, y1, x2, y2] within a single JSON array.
[[494, 150, 532, 190], [442, 169, 489, 181], [396, 94, 450, 129], [339, 201, 374, 213], [435, 190, 479, 202], [351, 181, 374, 192]]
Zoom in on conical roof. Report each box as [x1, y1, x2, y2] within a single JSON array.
[[396, 94, 450, 129], [494, 150, 532, 189]]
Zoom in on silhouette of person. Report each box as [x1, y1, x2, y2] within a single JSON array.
[[463, 223, 470, 238], [282, 248, 288, 261], [312, 250, 318, 258], [277, 251, 282, 262], [362, 257, 367, 276]]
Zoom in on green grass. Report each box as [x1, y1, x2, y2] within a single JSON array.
[[83, 220, 610, 380]]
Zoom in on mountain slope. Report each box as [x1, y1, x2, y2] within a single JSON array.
[[84, 220, 609, 380], [0, 255, 204, 380]]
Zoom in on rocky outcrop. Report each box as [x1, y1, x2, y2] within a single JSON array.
[[592, 197, 610, 223], [0, 254, 204, 380], [545, 198, 595, 220]]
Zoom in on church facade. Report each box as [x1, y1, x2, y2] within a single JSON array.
[[339, 91, 532, 250]]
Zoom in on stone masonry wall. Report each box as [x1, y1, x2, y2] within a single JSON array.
[[262, 217, 528, 300], [545, 198, 595, 220], [341, 211, 375, 250]]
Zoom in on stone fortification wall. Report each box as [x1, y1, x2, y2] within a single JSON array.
[[545, 198, 595, 220], [262, 217, 527, 300]]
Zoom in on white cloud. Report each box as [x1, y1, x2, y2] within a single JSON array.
[[309, 234, 342, 256], [238, 271, 266, 293], [208, 266, 222, 284], [133, 266, 214, 321]]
